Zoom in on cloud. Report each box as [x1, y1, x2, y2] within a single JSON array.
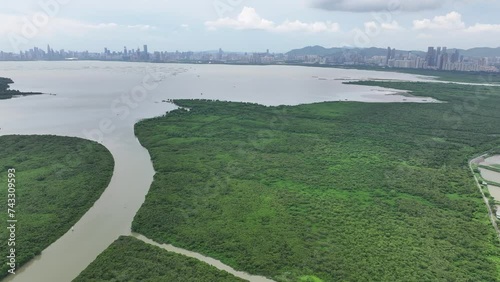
[[364, 20, 403, 31], [465, 23, 500, 33], [381, 20, 404, 30], [412, 11, 500, 34], [275, 20, 340, 33], [127, 24, 157, 31], [205, 7, 274, 31], [311, 0, 451, 12], [413, 11, 465, 30], [205, 7, 340, 33], [0, 14, 156, 37]]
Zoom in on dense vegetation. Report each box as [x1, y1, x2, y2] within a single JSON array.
[[0, 77, 42, 100], [0, 135, 114, 279], [131, 80, 500, 282], [74, 236, 245, 281]]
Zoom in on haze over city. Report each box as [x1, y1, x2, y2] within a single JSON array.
[[1, 0, 500, 53]]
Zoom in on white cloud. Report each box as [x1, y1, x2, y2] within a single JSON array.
[[205, 7, 274, 31], [275, 20, 340, 33], [205, 7, 340, 33], [364, 20, 403, 32], [413, 11, 500, 34], [127, 24, 157, 31], [413, 11, 465, 30], [381, 20, 403, 31], [311, 0, 457, 12], [465, 23, 500, 33]]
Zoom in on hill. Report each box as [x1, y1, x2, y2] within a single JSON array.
[[287, 45, 499, 58]]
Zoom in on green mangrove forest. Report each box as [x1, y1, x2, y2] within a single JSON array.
[[74, 236, 245, 281], [129, 80, 500, 281], [0, 77, 42, 100], [0, 135, 114, 279]]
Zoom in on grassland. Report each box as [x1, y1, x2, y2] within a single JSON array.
[[74, 236, 245, 282], [0, 77, 42, 100], [129, 80, 500, 281], [0, 135, 114, 279]]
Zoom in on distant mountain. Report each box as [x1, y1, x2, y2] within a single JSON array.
[[287, 46, 499, 58], [460, 47, 500, 58], [286, 45, 342, 57]]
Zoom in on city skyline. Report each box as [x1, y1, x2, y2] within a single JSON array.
[[2, 43, 498, 73], [1, 1, 500, 53], [3, 42, 500, 56]]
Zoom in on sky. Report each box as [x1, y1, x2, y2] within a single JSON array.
[[1, 0, 500, 53]]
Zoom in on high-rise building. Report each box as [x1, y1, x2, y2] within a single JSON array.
[[451, 49, 460, 63], [435, 47, 441, 66], [426, 47, 436, 67], [218, 48, 223, 60], [143, 45, 149, 60], [386, 47, 391, 65], [439, 52, 449, 70]]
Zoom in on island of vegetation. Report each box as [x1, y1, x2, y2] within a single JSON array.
[[73, 77, 500, 281], [74, 236, 245, 281], [125, 79, 500, 282], [0, 135, 114, 279], [0, 77, 43, 100]]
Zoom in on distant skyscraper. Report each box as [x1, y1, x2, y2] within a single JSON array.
[[426, 47, 436, 67], [451, 49, 460, 63], [435, 47, 441, 66], [46, 44, 52, 59], [218, 48, 223, 60], [386, 46, 391, 65], [124, 46, 127, 55], [143, 45, 149, 60]]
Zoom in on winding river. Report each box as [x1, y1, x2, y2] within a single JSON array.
[[0, 61, 440, 282]]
